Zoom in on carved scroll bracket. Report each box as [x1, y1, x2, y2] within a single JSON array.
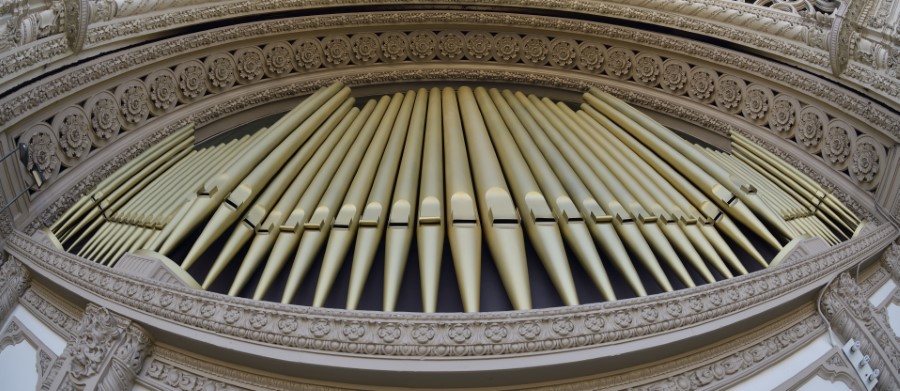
[[0, 257, 30, 325]]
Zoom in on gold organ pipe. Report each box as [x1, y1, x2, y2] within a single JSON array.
[[457, 86, 532, 310], [474, 87, 579, 306], [280, 93, 404, 304], [201, 100, 355, 288], [490, 88, 616, 301], [579, 105, 768, 267], [159, 82, 347, 254], [314, 91, 415, 308], [442, 87, 483, 312], [584, 90, 786, 250], [122, 148, 208, 225], [247, 100, 380, 300], [509, 91, 648, 296], [528, 94, 681, 291], [377, 89, 429, 312]]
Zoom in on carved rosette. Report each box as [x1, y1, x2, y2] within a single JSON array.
[[633, 53, 662, 87], [83, 91, 121, 147], [291, 38, 323, 72], [520, 35, 549, 66], [715, 75, 746, 113], [741, 84, 774, 126], [848, 136, 884, 190], [605, 47, 634, 79], [660, 59, 689, 95], [767, 94, 799, 138], [350, 33, 381, 65], [408, 31, 437, 61], [795, 106, 827, 154], [115, 81, 151, 130], [262, 42, 294, 78], [19, 123, 61, 181], [465, 31, 493, 61], [233, 47, 265, 84], [687, 67, 717, 103], [379, 31, 408, 63], [822, 120, 854, 171], [436, 31, 465, 61], [493, 33, 521, 64], [174, 60, 208, 103], [205, 53, 237, 93], [145, 70, 178, 115], [52, 106, 92, 167], [548, 38, 577, 69], [322, 35, 352, 67], [576, 42, 605, 73]]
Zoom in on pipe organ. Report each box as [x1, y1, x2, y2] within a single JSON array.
[[49, 82, 860, 313]]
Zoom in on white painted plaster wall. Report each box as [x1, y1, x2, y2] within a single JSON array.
[[0, 333, 39, 391], [887, 303, 900, 338], [729, 333, 833, 391], [1, 304, 66, 354], [795, 375, 854, 391], [868, 280, 896, 307]]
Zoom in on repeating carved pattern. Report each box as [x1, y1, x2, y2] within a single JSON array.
[[10, 27, 888, 192], [52, 106, 92, 167], [20, 287, 80, 340], [0, 258, 29, 324], [5, 223, 896, 359]]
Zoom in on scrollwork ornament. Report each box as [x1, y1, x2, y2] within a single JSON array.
[[52, 106, 92, 167], [115, 80, 150, 130], [520, 35, 550, 66], [633, 53, 662, 87], [576, 42, 606, 73], [322, 35, 351, 67], [465, 31, 493, 61], [350, 33, 380, 65], [688, 67, 717, 103], [291, 38, 323, 72], [233, 47, 265, 84], [145, 69, 178, 115], [379, 31, 408, 63], [605, 47, 634, 79], [548, 38, 577, 69], [262, 42, 294, 78], [796, 106, 827, 154], [715, 75, 746, 114], [83, 91, 120, 147], [741, 84, 774, 126], [660, 59, 690, 95], [848, 136, 884, 190], [822, 120, 855, 171], [174, 60, 208, 103], [767, 94, 800, 138], [408, 31, 437, 61], [205, 53, 237, 92], [19, 123, 62, 179], [492, 32, 521, 63], [436, 31, 465, 61]]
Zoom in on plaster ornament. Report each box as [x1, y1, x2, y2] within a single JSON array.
[[661, 59, 690, 95], [493, 32, 521, 63], [687, 67, 717, 102], [849, 136, 884, 190], [715, 75, 746, 113], [742, 84, 774, 126], [576, 42, 606, 72], [465, 31, 493, 61], [53, 106, 92, 167], [605, 47, 634, 78], [19, 123, 61, 182], [174, 60, 208, 103], [350, 33, 380, 65], [292, 38, 324, 71], [520, 34, 549, 65], [436, 30, 465, 60], [205, 53, 237, 93], [233, 47, 265, 83], [379, 31, 408, 63], [795, 106, 827, 154], [145, 69, 179, 115], [768, 94, 800, 138], [633, 53, 662, 87], [262, 42, 294, 77], [322, 35, 351, 66], [822, 119, 854, 171], [115, 80, 150, 129], [548, 38, 577, 69], [408, 30, 437, 61]]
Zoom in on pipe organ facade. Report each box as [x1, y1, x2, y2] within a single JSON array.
[[0, 1, 899, 390]]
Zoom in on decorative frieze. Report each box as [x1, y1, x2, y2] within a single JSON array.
[[0, 257, 29, 324]]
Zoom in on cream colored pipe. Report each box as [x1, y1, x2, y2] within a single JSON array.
[[280, 94, 404, 304], [457, 86, 532, 310], [474, 87, 579, 306], [442, 87, 482, 312], [314, 91, 415, 308], [491, 88, 615, 301], [510, 91, 647, 296], [123, 148, 207, 225]]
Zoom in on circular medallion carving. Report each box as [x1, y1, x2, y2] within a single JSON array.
[[548, 38, 578, 69], [848, 136, 884, 190], [576, 42, 606, 73], [174, 60, 208, 103], [322, 35, 352, 67], [379, 31, 409, 63], [688, 67, 717, 103], [493, 33, 521, 64], [263, 42, 295, 78], [233, 47, 265, 83], [145, 69, 178, 115], [408, 31, 437, 61], [520, 35, 550, 66], [83, 91, 121, 147], [436, 31, 465, 61], [795, 106, 827, 154], [633, 53, 662, 87], [115, 80, 150, 130], [822, 120, 855, 171], [465, 31, 494, 61], [292, 38, 324, 72], [52, 106, 92, 167], [742, 84, 774, 126], [767, 94, 800, 138], [205, 53, 237, 93], [660, 59, 690, 95], [605, 47, 634, 79], [351, 33, 381, 65], [715, 75, 746, 114], [19, 123, 61, 182]]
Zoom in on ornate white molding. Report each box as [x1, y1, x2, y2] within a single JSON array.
[[0, 317, 59, 389], [0, 257, 29, 325]]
